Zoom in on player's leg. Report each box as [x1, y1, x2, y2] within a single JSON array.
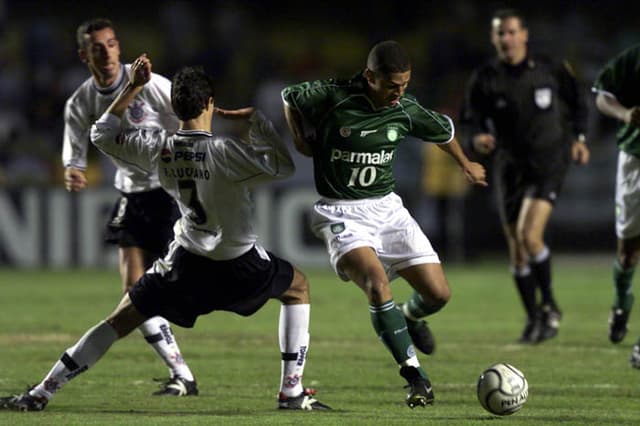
[[503, 222, 538, 343], [120, 246, 197, 395], [495, 159, 538, 342], [517, 197, 560, 342], [116, 188, 196, 394], [276, 268, 330, 410], [367, 194, 442, 355], [518, 197, 554, 304], [338, 247, 433, 408], [631, 343, 640, 369], [1, 294, 147, 411], [277, 268, 309, 400], [610, 237, 640, 343], [397, 262, 449, 355], [611, 151, 640, 345]]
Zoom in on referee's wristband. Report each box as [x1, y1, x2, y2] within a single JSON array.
[[576, 134, 586, 143]]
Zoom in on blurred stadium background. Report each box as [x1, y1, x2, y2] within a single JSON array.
[[0, 0, 636, 268]]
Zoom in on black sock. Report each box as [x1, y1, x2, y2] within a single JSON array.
[[513, 266, 537, 321]]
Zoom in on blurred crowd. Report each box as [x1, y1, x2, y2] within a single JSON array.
[[0, 0, 637, 254], [0, 1, 632, 185]]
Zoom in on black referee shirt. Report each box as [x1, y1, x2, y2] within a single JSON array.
[[462, 55, 587, 165]]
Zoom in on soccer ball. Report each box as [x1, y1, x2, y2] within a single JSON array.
[[477, 363, 528, 415]]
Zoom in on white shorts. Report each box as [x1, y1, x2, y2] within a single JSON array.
[[311, 192, 440, 281], [615, 150, 640, 239]]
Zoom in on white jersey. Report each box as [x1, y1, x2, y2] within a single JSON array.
[[90, 110, 294, 260], [62, 64, 178, 193]]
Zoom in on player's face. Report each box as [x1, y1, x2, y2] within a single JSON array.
[[365, 70, 411, 108], [491, 17, 528, 64], [79, 27, 121, 86]]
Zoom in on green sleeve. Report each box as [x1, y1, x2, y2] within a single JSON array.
[[594, 46, 639, 103], [406, 99, 454, 143], [281, 79, 336, 125]]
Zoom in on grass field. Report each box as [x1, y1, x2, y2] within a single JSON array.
[[1, 256, 639, 425]]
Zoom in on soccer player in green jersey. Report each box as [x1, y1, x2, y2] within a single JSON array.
[[282, 40, 487, 408], [593, 44, 640, 368]]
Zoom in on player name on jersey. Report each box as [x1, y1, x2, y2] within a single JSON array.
[[163, 167, 211, 180]]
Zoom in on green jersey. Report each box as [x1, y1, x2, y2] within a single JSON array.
[[593, 44, 640, 157], [282, 74, 453, 199]]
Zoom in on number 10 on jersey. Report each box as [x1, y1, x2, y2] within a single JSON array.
[[347, 166, 377, 187]]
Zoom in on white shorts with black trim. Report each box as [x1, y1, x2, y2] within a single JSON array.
[[311, 192, 439, 281]]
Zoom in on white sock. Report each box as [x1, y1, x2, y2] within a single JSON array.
[[532, 246, 550, 263], [400, 356, 421, 368], [30, 321, 118, 400], [278, 304, 310, 397], [138, 316, 194, 381]]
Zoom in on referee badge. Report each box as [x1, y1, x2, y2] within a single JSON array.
[[339, 127, 351, 137], [534, 87, 552, 109]]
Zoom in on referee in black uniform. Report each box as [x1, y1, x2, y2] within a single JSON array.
[[461, 9, 590, 343]]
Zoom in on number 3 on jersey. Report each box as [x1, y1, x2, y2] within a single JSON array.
[[347, 166, 377, 187], [178, 179, 207, 224]]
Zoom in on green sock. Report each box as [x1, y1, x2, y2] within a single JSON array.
[[370, 301, 417, 364], [404, 291, 441, 319], [613, 261, 635, 312]]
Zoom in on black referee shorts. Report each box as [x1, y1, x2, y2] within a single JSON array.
[[105, 188, 179, 255], [495, 152, 568, 224], [129, 245, 294, 328]]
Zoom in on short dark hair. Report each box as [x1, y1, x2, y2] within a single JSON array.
[[171, 66, 215, 121], [492, 9, 527, 29], [76, 18, 114, 49], [366, 40, 411, 75]]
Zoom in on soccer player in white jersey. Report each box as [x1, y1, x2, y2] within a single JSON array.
[[0, 56, 330, 412], [61, 18, 196, 395]]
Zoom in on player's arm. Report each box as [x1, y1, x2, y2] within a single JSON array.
[[63, 166, 87, 192], [461, 70, 496, 155], [62, 101, 90, 192], [435, 137, 488, 187], [145, 72, 179, 133], [281, 81, 329, 158], [90, 54, 160, 173], [556, 60, 590, 165], [216, 107, 296, 183], [595, 91, 640, 128], [283, 102, 313, 157], [105, 54, 151, 118]]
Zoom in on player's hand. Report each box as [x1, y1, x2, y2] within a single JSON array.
[[472, 133, 496, 155], [129, 54, 151, 88], [463, 161, 488, 187], [64, 167, 88, 192], [215, 107, 255, 120], [625, 106, 640, 128], [571, 141, 590, 165]]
